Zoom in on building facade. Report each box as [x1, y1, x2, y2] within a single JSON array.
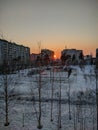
[[0, 39, 30, 69], [61, 49, 84, 65], [30, 53, 39, 66], [41, 49, 54, 60]]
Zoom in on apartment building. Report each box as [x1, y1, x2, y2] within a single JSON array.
[[0, 39, 30, 68], [41, 49, 54, 60], [61, 49, 84, 65]]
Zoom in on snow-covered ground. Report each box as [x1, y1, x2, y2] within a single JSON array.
[[0, 65, 97, 130]]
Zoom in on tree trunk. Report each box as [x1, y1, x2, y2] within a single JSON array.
[[58, 74, 62, 128], [4, 75, 9, 126], [37, 73, 42, 129], [50, 69, 54, 122], [68, 79, 71, 120]]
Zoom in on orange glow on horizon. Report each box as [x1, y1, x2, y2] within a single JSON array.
[[20, 40, 97, 58], [30, 47, 96, 59]]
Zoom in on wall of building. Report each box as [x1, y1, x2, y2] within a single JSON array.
[[61, 49, 84, 65], [0, 39, 30, 68], [41, 49, 54, 60]]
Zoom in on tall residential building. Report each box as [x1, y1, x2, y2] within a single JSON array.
[[0, 39, 30, 67], [61, 49, 84, 65]]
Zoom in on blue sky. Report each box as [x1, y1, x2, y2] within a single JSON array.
[[0, 0, 98, 57]]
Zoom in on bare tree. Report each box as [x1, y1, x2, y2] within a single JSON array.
[[0, 38, 19, 126], [50, 67, 54, 122], [0, 69, 19, 126], [68, 78, 71, 120], [4, 74, 9, 126], [58, 72, 62, 129], [0, 31, 5, 39], [37, 41, 43, 129], [29, 77, 39, 127], [73, 106, 77, 130], [37, 71, 43, 129]]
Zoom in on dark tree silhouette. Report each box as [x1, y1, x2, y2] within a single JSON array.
[[72, 54, 76, 61], [61, 53, 66, 65], [43, 54, 50, 66], [36, 56, 42, 66], [79, 52, 84, 60]]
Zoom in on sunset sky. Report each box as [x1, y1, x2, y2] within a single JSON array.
[[0, 0, 98, 58]]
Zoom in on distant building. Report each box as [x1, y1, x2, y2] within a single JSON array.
[[41, 49, 54, 65], [41, 49, 54, 60], [0, 39, 30, 69], [30, 53, 39, 66], [61, 49, 84, 65], [30, 49, 55, 66]]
